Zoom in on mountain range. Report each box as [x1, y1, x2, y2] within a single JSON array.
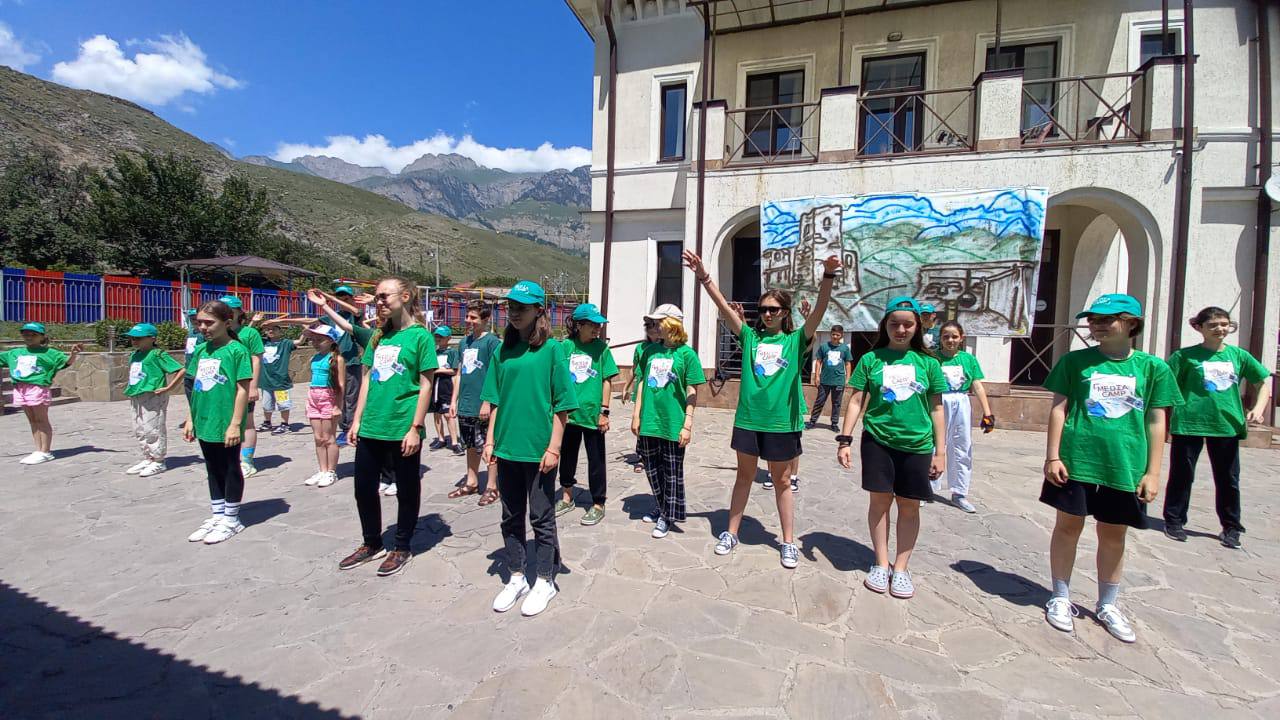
[[242, 152, 591, 255]]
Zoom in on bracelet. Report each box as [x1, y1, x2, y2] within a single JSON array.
[[698, 275, 712, 285], [835, 434, 853, 444], [1043, 458, 1060, 464], [546, 449, 560, 456]]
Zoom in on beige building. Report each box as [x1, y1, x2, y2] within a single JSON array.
[[565, 0, 1278, 418]]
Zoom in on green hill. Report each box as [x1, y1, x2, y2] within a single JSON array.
[[0, 66, 586, 286]]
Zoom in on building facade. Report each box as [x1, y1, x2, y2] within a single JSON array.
[[566, 0, 1279, 398]]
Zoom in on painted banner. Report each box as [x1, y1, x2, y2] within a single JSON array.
[[759, 187, 1048, 335]]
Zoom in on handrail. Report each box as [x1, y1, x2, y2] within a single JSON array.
[[857, 85, 976, 156], [1021, 72, 1142, 146], [724, 100, 821, 166]]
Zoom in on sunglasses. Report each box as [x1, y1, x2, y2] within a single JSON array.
[[759, 306, 786, 316]]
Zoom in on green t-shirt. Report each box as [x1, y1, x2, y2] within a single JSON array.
[[186, 340, 253, 443], [0, 346, 69, 387], [638, 343, 706, 441], [259, 339, 295, 391], [630, 341, 660, 400], [735, 325, 808, 433], [1167, 344, 1270, 438], [818, 342, 853, 386], [322, 312, 368, 366], [938, 350, 985, 393], [358, 325, 438, 441], [457, 332, 501, 418], [481, 340, 579, 462], [849, 348, 948, 453], [235, 326, 265, 356], [561, 338, 621, 429], [433, 344, 461, 392], [125, 348, 183, 397], [1043, 348, 1182, 492]]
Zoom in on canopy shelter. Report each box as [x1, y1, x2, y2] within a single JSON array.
[[169, 255, 319, 314]]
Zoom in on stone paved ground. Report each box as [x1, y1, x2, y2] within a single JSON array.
[[0, 397, 1277, 719]]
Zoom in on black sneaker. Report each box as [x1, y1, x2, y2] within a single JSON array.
[[1163, 523, 1188, 542], [830, 422, 840, 432], [257, 421, 272, 432], [450, 444, 465, 456], [428, 439, 446, 451], [804, 421, 816, 430], [1220, 528, 1242, 549]]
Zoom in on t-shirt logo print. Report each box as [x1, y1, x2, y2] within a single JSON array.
[[826, 350, 843, 366], [372, 346, 406, 382], [263, 346, 280, 364], [753, 343, 787, 377], [461, 348, 482, 374], [128, 361, 145, 387], [13, 354, 37, 379], [942, 365, 966, 392], [194, 358, 228, 392], [881, 364, 923, 402], [647, 357, 675, 388], [1085, 372, 1144, 418], [1201, 361, 1238, 392], [569, 353, 596, 384]]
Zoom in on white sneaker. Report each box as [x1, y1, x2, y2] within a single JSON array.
[[520, 577, 558, 617], [317, 471, 336, 488], [187, 516, 222, 542], [641, 512, 659, 523], [304, 471, 323, 486], [384, 483, 398, 496], [1096, 604, 1137, 643], [652, 517, 670, 538], [203, 516, 245, 544], [240, 462, 258, 478], [713, 531, 739, 556], [19, 451, 54, 465], [125, 460, 151, 475], [492, 576, 530, 612], [378, 482, 392, 495], [138, 461, 166, 477], [1045, 596, 1078, 633]]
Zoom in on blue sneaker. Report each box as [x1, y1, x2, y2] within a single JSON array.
[[336, 432, 348, 447]]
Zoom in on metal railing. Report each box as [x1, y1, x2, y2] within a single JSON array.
[[857, 85, 976, 157], [1021, 72, 1143, 147], [725, 101, 821, 166]]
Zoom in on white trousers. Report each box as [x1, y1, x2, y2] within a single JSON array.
[[940, 392, 973, 497], [131, 392, 170, 461]]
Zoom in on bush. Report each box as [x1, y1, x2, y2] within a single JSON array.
[[93, 318, 135, 350], [156, 321, 188, 351]]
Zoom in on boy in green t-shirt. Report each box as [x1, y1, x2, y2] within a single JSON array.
[[807, 324, 853, 431], [257, 324, 295, 435], [447, 300, 503, 504], [123, 323, 184, 477], [428, 326, 463, 454]]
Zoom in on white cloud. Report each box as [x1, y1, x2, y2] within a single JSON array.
[[51, 33, 240, 106], [272, 132, 590, 173], [0, 22, 39, 70]]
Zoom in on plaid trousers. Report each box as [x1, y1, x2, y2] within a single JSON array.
[[637, 435, 686, 522]]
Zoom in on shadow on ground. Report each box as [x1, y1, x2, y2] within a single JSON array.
[[950, 559, 1049, 607]]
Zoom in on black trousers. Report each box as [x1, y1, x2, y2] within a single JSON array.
[[809, 384, 845, 424], [341, 364, 363, 434], [199, 440, 244, 503], [1163, 434, 1243, 532], [497, 458, 560, 580], [558, 424, 607, 505], [353, 437, 422, 551]]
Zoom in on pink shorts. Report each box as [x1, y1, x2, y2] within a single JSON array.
[[13, 383, 53, 408], [306, 387, 339, 420]]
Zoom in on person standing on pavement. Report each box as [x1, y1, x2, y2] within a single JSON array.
[[1039, 294, 1180, 643], [683, 249, 841, 570], [183, 308, 201, 403], [322, 286, 372, 448], [620, 310, 668, 476], [807, 325, 852, 431], [447, 300, 503, 506], [1, 323, 82, 465], [122, 323, 184, 477], [427, 326, 462, 454], [484, 280, 578, 617], [256, 323, 295, 435], [1162, 306, 1271, 549], [338, 277, 438, 577], [218, 296, 264, 478], [554, 303, 619, 527], [935, 321, 995, 514], [920, 304, 941, 351]]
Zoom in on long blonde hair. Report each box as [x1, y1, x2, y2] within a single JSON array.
[[370, 277, 425, 349]]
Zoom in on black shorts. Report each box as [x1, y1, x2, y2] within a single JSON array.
[[730, 427, 802, 463], [428, 377, 454, 414], [457, 415, 488, 449], [1039, 479, 1149, 529], [860, 432, 933, 500]]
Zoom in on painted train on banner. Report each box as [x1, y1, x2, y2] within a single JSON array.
[[760, 187, 1049, 335]]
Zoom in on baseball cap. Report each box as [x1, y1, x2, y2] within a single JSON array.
[[218, 295, 244, 309], [1076, 293, 1142, 319], [125, 323, 158, 338], [505, 280, 546, 306], [20, 322, 47, 334], [305, 324, 344, 341], [433, 325, 453, 338], [334, 285, 355, 296], [571, 303, 608, 324], [185, 308, 198, 316], [883, 296, 923, 317], [644, 304, 684, 321], [920, 303, 937, 314]]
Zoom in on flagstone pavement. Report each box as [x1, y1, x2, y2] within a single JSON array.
[[0, 396, 1277, 719]]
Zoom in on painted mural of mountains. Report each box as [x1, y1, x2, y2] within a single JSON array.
[[242, 152, 591, 255]]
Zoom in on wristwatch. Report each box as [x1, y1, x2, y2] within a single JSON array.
[[601, 408, 611, 417]]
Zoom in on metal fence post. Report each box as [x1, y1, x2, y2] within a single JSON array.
[[98, 276, 106, 323]]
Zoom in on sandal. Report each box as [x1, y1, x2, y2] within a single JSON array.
[[448, 485, 479, 499], [478, 487, 500, 506]]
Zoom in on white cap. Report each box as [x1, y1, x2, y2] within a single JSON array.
[[645, 304, 684, 321]]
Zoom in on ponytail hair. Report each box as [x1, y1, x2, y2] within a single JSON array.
[[197, 300, 239, 342], [369, 277, 424, 350], [328, 344, 342, 392]]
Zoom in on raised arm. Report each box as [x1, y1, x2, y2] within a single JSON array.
[[306, 289, 355, 334], [683, 249, 743, 337], [801, 256, 841, 340]]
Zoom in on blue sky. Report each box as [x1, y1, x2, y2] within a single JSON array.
[[0, 1, 595, 171]]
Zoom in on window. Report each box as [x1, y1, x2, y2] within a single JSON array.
[[744, 70, 805, 157], [859, 53, 925, 155], [654, 241, 683, 309], [986, 41, 1059, 133], [659, 83, 687, 161], [1139, 30, 1182, 65]]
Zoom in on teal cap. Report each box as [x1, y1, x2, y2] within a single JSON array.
[[571, 303, 608, 324], [125, 323, 158, 338], [218, 295, 244, 309], [20, 322, 47, 334], [883, 296, 922, 317], [920, 303, 937, 314], [433, 325, 452, 338], [1077, 293, 1142, 319], [185, 308, 197, 316], [334, 285, 355, 296], [505, 280, 546, 306]]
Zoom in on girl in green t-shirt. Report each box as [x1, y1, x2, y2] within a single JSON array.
[[684, 249, 841, 570], [182, 301, 253, 545], [482, 280, 579, 618], [123, 323, 184, 477], [217, 296, 264, 479], [1162, 306, 1272, 549], [1, 322, 81, 465], [621, 315, 665, 475], [632, 314, 706, 538], [428, 326, 462, 454], [554, 303, 620, 527], [936, 321, 995, 513], [341, 277, 437, 579], [836, 297, 947, 600], [1040, 293, 1180, 643]]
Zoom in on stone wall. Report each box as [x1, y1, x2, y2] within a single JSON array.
[[55, 350, 314, 402]]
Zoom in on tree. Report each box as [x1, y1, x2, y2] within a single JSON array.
[[0, 148, 100, 269]]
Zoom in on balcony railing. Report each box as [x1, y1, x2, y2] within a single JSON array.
[[1020, 72, 1143, 147], [724, 101, 820, 166], [857, 85, 976, 157]]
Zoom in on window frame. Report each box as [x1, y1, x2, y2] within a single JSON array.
[[984, 40, 1061, 135], [653, 240, 684, 310], [858, 51, 927, 156], [742, 69, 807, 158], [658, 81, 688, 162]]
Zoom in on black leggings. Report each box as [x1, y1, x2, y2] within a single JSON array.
[[354, 437, 422, 551], [558, 424, 607, 505], [1163, 434, 1243, 532], [497, 459, 560, 580], [199, 440, 244, 503]]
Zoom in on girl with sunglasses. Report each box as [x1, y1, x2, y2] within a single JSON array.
[[684, 249, 841, 569], [621, 312, 666, 474]]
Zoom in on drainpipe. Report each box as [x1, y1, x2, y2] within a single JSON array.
[[599, 0, 618, 317], [693, 5, 711, 352], [1168, 0, 1195, 351], [1249, 0, 1272, 368]]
